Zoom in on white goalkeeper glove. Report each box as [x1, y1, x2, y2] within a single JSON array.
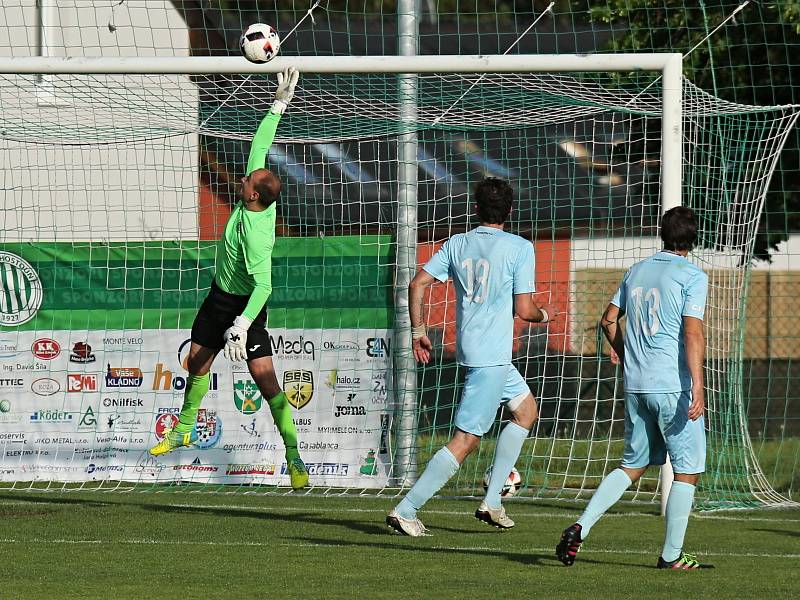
[[223, 315, 252, 362], [271, 67, 299, 115]]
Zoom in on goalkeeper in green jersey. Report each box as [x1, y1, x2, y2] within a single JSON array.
[[149, 67, 309, 490]]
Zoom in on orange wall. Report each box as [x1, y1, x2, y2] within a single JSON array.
[[199, 182, 572, 353], [198, 182, 231, 241], [417, 239, 571, 356]]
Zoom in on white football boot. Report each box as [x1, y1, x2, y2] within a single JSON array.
[[474, 501, 515, 529], [386, 509, 431, 537]]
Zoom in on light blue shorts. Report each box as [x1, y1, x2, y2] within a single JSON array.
[[454, 365, 531, 436], [622, 391, 706, 474]]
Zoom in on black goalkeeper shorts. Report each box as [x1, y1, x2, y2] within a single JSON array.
[[191, 280, 273, 361]]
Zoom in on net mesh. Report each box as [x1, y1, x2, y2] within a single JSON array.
[[1, 64, 797, 507], [0, 0, 799, 507]]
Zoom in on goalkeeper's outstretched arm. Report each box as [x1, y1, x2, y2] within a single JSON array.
[[245, 67, 299, 176], [223, 68, 298, 362]]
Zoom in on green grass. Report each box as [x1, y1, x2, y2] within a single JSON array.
[[0, 491, 798, 599], [755, 438, 800, 494], [417, 435, 800, 501]]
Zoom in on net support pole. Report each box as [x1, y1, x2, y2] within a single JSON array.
[[392, 0, 420, 486], [659, 53, 683, 515], [35, 0, 59, 102]]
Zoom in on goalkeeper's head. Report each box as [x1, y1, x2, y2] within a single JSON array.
[[661, 206, 698, 253], [474, 177, 513, 225], [241, 169, 281, 209]]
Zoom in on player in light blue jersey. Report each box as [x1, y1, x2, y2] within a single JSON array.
[[556, 206, 713, 570], [386, 177, 556, 536]]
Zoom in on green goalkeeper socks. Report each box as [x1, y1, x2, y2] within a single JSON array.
[[173, 373, 210, 435], [268, 391, 300, 460]]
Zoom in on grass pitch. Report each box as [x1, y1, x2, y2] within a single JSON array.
[[0, 491, 798, 599]]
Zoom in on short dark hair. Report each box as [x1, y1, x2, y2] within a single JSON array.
[[660, 206, 698, 251], [253, 170, 281, 207], [474, 177, 513, 225]]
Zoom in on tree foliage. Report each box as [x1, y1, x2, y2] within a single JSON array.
[[580, 0, 800, 261]]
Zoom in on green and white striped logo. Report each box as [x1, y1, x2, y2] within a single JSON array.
[[0, 252, 42, 326]]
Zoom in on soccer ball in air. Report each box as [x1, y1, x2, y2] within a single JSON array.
[[239, 23, 281, 64], [483, 466, 522, 497]]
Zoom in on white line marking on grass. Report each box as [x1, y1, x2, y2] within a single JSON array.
[[0, 538, 798, 560], [0, 500, 112, 507], [2, 498, 799, 523], [157, 503, 800, 523]]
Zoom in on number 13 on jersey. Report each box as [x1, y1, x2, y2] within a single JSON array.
[[630, 286, 661, 336]]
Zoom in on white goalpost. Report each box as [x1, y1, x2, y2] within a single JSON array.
[[0, 52, 797, 509]]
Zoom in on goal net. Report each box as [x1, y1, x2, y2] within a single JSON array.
[[0, 54, 798, 508]]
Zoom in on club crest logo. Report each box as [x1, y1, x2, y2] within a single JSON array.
[[194, 409, 222, 449], [154, 409, 180, 439], [0, 252, 43, 326], [233, 377, 263, 414], [283, 370, 314, 410]]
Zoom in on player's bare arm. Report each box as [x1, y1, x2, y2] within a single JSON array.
[[408, 269, 436, 364], [513, 292, 556, 324], [600, 303, 625, 362], [684, 315, 706, 421]]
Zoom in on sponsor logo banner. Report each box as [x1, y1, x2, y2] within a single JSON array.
[[270, 335, 315, 360], [105, 414, 143, 430], [105, 365, 143, 388], [0, 338, 18, 359], [18, 464, 83, 474], [69, 342, 96, 363], [284, 370, 314, 409], [0, 252, 43, 326], [222, 441, 277, 454], [194, 409, 222, 449], [86, 463, 123, 475], [0, 399, 21, 424], [1, 328, 392, 487], [321, 340, 360, 353], [281, 462, 349, 476], [334, 405, 367, 418], [152, 363, 219, 392], [233, 377, 263, 414], [6, 448, 50, 458], [324, 369, 361, 391], [134, 455, 164, 476], [102, 397, 144, 408], [359, 450, 379, 476], [154, 408, 180, 439], [78, 406, 98, 430], [67, 374, 98, 393], [366, 337, 391, 358], [103, 336, 143, 346], [240, 417, 260, 438], [31, 378, 60, 396], [226, 463, 276, 476], [34, 436, 88, 445], [30, 410, 74, 424], [174, 457, 218, 472], [299, 440, 340, 451], [31, 338, 60, 360]]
